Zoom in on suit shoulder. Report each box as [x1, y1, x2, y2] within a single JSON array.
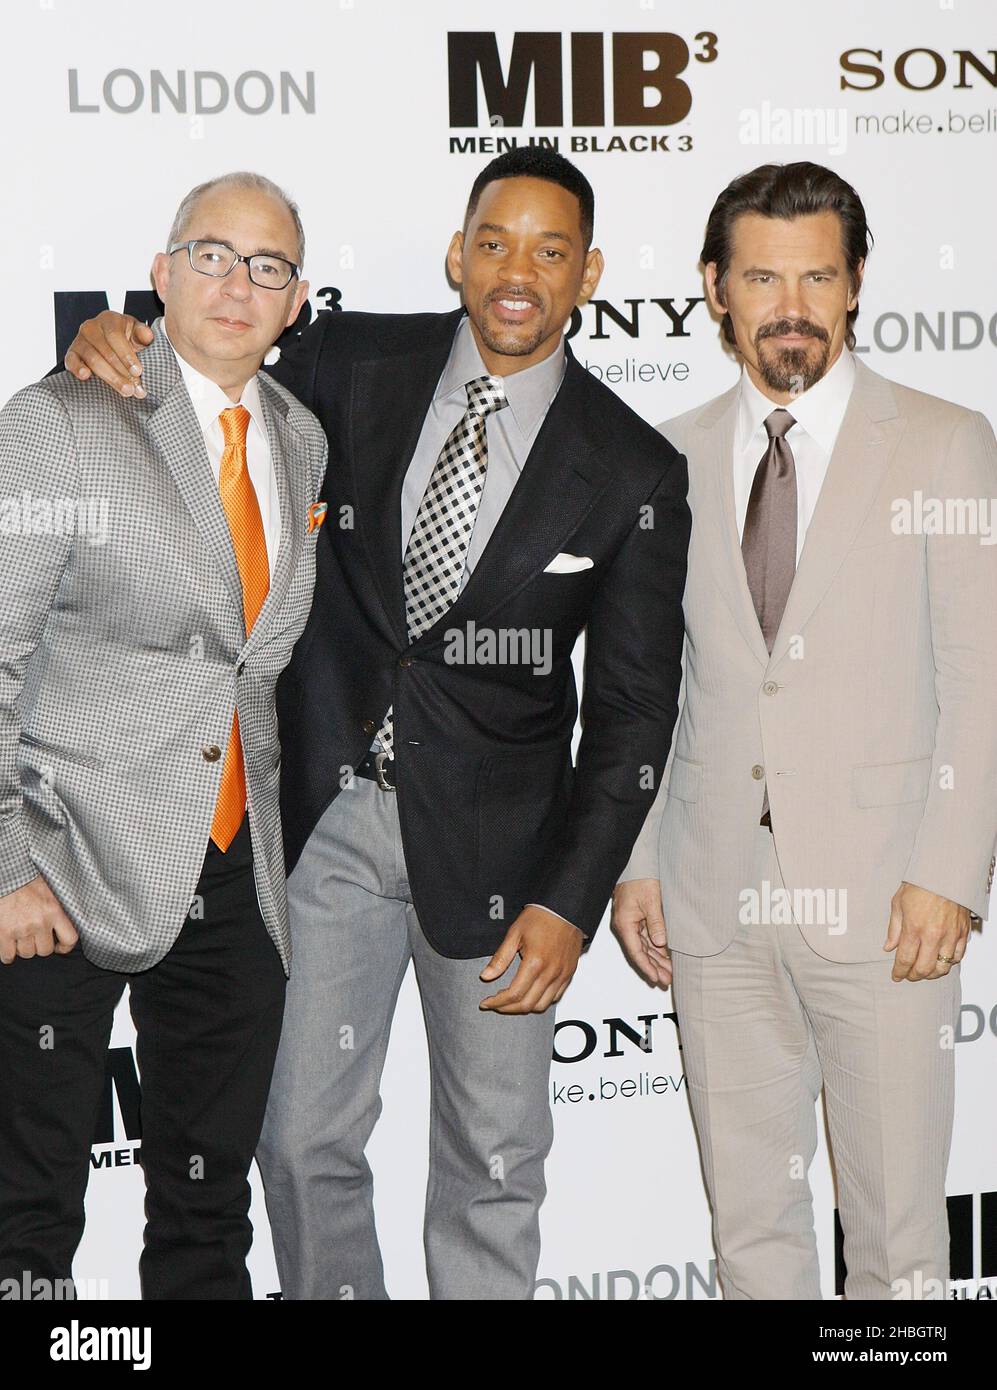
[[2, 371, 112, 430], [657, 389, 734, 456], [575, 367, 684, 468], [875, 368, 986, 435], [312, 307, 462, 358], [258, 372, 325, 440]]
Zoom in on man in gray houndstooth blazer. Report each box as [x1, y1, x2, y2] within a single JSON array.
[[0, 172, 327, 1299]]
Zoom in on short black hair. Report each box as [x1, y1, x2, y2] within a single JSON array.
[[702, 161, 872, 351], [464, 147, 594, 248]]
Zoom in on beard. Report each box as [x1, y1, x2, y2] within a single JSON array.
[[754, 317, 831, 394], [474, 292, 548, 358]]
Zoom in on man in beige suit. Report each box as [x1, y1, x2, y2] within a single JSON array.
[[614, 162, 997, 1300]]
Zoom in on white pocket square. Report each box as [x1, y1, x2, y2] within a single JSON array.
[[544, 552, 594, 574]]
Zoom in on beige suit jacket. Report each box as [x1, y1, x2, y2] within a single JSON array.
[[621, 358, 997, 962]]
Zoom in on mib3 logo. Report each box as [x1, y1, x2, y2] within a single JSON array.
[[447, 31, 718, 155]]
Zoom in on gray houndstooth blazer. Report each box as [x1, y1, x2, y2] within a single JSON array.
[[0, 320, 328, 973]]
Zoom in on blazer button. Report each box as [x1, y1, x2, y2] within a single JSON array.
[[362, 719, 376, 735], [202, 745, 222, 762], [751, 764, 765, 780], [237, 661, 246, 676], [399, 654, 413, 668], [763, 681, 778, 696]]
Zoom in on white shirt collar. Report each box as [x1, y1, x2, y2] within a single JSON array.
[[737, 347, 856, 458], [163, 326, 266, 442]]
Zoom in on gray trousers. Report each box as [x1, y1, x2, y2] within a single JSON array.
[[672, 825, 958, 1301], [256, 776, 556, 1300]]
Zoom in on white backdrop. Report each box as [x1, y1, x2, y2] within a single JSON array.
[[4, 0, 995, 1299]]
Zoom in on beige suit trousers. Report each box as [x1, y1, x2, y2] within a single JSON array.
[[671, 825, 959, 1300]]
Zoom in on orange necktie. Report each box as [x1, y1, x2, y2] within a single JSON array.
[[210, 405, 270, 851]]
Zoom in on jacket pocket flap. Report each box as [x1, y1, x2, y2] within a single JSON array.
[[853, 755, 931, 808], [667, 756, 703, 804]]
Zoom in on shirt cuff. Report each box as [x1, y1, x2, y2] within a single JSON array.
[[526, 902, 585, 936]]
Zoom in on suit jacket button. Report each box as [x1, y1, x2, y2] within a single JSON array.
[[237, 662, 246, 676], [399, 654, 413, 668], [202, 745, 222, 762], [763, 681, 778, 696], [751, 764, 765, 780], [362, 719, 376, 735]]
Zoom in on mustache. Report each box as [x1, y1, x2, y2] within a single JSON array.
[[756, 318, 829, 344]]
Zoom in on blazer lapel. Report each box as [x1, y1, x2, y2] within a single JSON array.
[[421, 352, 609, 640], [696, 386, 771, 667], [240, 389, 299, 656], [349, 312, 465, 648], [141, 334, 244, 625], [768, 359, 902, 668]]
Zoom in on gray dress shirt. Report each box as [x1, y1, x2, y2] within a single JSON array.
[[400, 314, 566, 580]]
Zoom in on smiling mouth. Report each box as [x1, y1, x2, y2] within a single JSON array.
[[490, 295, 541, 323]]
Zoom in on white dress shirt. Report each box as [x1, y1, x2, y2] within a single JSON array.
[[734, 348, 856, 561], [166, 330, 281, 580]]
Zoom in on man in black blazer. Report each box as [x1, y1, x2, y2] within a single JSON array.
[[65, 148, 689, 1300]]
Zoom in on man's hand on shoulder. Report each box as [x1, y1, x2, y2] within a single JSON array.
[[65, 311, 154, 397], [0, 875, 78, 965]]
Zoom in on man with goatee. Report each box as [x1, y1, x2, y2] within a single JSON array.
[[614, 162, 997, 1300]]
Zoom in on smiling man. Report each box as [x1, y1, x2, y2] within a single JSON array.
[[65, 148, 690, 1299], [0, 171, 327, 1298], [613, 162, 997, 1300]]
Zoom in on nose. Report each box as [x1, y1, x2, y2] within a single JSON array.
[[496, 245, 538, 287], [773, 279, 807, 322], [221, 259, 254, 301]]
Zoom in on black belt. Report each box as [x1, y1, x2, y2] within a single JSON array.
[[354, 750, 396, 790]]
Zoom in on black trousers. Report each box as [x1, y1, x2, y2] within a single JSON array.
[[0, 816, 286, 1300]]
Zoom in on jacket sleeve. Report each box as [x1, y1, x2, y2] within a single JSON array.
[[0, 384, 79, 895], [903, 407, 997, 916], [617, 654, 686, 883], [265, 312, 333, 414], [529, 446, 690, 937]]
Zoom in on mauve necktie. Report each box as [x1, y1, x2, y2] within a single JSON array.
[[741, 407, 797, 827]]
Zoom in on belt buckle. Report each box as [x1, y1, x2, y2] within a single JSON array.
[[374, 750, 395, 792]]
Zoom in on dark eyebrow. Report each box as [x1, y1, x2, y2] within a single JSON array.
[[476, 222, 574, 245], [197, 236, 295, 262], [742, 264, 839, 277]]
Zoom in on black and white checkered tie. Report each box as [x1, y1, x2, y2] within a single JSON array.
[[376, 374, 508, 758]]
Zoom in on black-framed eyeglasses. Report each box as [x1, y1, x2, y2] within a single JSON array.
[[169, 239, 300, 290]]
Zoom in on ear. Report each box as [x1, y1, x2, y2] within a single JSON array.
[[704, 261, 726, 315], [848, 257, 865, 311], [151, 252, 172, 303], [284, 278, 310, 330], [578, 246, 604, 305], [446, 231, 465, 286]]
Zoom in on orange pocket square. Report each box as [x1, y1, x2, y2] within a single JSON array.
[[307, 501, 328, 534]]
